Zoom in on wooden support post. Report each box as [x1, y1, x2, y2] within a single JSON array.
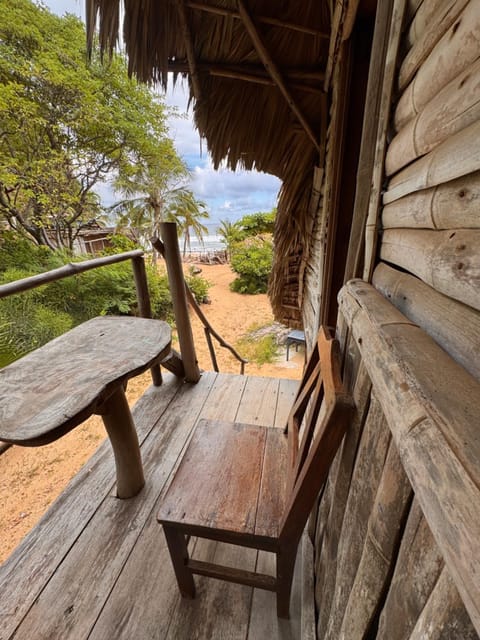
[[363, 0, 407, 281], [100, 386, 145, 499], [131, 255, 162, 386], [160, 222, 201, 383], [343, 0, 395, 282]]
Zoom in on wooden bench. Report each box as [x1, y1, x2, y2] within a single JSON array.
[[285, 330, 306, 360], [158, 326, 354, 618], [0, 315, 171, 498]]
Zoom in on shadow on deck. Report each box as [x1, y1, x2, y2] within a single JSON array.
[[0, 372, 311, 640]]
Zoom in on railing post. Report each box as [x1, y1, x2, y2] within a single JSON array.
[[160, 222, 201, 383], [131, 255, 162, 386]]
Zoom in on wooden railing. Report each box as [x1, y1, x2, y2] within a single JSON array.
[[153, 229, 248, 375], [1, 237, 247, 383], [0, 249, 168, 456]]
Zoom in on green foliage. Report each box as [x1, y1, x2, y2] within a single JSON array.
[[230, 238, 273, 294], [0, 290, 73, 365], [218, 210, 276, 252], [237, 210, 276, 236], [236, 329, 279, 366], [0, 231, 64, 272], [145, 267, 173, 321], [112, 173, 210, 257], [0, 232, 173, 362], [218, 219, 244, 251], [185, 268, 211, 304], [0, 0, 178, 250], [0, 233, 213, 364]]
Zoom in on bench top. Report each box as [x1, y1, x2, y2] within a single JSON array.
[[0, 316, 171, 446], [286, 330, 305, 343]]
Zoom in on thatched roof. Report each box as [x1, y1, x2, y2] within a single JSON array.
[[87, 0, 334, 326]]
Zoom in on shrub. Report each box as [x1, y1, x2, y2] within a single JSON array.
[[0, 292, 73, 365], [230, 237, 273, 294], [0, 232, 213, 363], [237, 210, 275, 236], [0, 231, 64, 273], [186, 268, 211, 304]]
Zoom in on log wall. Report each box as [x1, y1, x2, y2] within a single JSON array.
[[311, 0, 480, 637]]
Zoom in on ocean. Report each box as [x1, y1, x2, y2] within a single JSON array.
[[181, 234, 224, 252], [180, 223, 225, 253]]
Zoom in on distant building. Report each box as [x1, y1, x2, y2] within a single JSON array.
[[43, 221, 138, 255]]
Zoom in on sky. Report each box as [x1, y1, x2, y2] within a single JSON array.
[[41, 0, 282, 228]]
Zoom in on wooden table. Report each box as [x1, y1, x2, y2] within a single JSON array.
[[0, 316, 171, 498]]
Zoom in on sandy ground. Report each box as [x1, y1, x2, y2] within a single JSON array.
[[0, 263, 303, 563]]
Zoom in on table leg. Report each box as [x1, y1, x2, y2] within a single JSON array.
[[101, 386, 145, 499]]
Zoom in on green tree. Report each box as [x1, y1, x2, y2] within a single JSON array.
[[0, 0, 176, 250], [218, 219, 244, 258], [237, 210, 276, 236], [230, 237, 273, 294], [112, 157, 210, 260], [167, 191, 209, 257]]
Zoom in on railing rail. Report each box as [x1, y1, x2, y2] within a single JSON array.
[[0, 249, 162, 386], [0, 250, 143, 298], [152, 235, 248, 375]]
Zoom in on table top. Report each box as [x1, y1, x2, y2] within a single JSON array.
[[0, 316, 171, 446]]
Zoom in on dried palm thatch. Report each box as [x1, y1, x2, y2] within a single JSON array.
[[87, 0, 332, 325]]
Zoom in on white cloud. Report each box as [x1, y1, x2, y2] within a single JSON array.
[[165, 89, 281, 221]]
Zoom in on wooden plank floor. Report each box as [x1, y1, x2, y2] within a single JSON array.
[[0, 372, 303, 640]]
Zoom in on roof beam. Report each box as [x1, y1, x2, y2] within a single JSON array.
[[186, 2, 329, 38], [176, 0, 202, 100], [167, 61, 325, 93], [236, 0, 321, 152]]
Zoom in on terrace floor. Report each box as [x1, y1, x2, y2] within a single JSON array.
[[0, 371, 315, 640]]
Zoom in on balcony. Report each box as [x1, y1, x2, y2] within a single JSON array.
[[0, 371, 312, 639]]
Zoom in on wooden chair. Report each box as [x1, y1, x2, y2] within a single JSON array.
[[157, 326, 354, 618]]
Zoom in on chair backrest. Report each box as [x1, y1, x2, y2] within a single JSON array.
[[280, 326, 354, 543]]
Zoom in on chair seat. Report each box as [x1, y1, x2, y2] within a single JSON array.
[[158, 418, 288, 540]]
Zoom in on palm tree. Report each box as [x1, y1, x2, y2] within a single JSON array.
[[110, 149, 199, 261], [166, 191, 210, 257], [218, 219, 244, 259]]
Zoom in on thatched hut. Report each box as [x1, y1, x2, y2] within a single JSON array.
[[87, 0, 480, 635], [1, 1, 479, 638], [87, 0, 336, 327]]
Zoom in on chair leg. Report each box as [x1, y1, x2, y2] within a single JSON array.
[[276, 549, 297, 619], [163, 525, 196, 599]]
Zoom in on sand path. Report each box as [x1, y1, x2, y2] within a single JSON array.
[[0, 263, 303, 563]]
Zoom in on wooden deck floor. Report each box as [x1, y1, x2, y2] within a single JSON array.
[[0, 372, 311, 640]]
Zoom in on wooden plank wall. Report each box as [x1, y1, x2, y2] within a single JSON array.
[[312, 1, 480, 638], [302, 54, 344, 350], [314, 336, 479, 639]]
